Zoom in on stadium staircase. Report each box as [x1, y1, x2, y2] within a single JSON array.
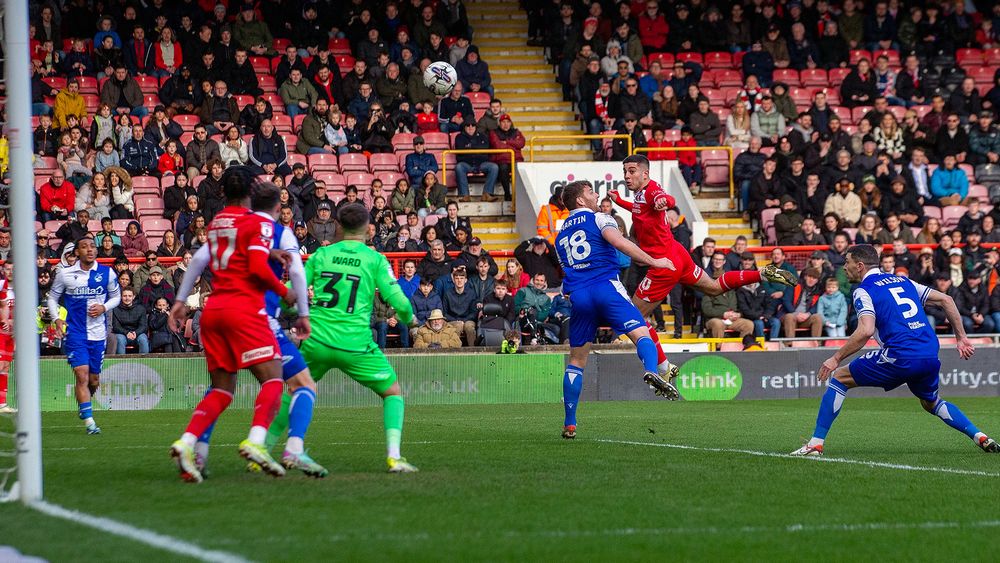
[[468, 0, 591, 162]]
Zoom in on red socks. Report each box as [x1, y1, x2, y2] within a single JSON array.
[[646, 323, 668, 365], [251, 379, 284, 430], [719, 270, 762, 291], [0, 373, 7, 404], [185, 388, 233, 437]]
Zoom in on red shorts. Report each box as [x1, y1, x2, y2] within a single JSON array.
[[0, 333, 12, 362], [200, 307, 280, 374], [634, 240, 704, 303]]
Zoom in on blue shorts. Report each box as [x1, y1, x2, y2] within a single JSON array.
[[65, 339, 107, 375], [567, 279, 646, 347], [849, 350, 941, 402], [276, 329, 307, 381]]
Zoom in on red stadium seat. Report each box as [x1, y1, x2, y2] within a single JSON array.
[[871, 49, 900, 66], [307, 152, 339, 172], [827, 68, 851, 86], [941, 205, 967, 229], [82, 94, 100, 114], [75, 76, 98, 94], [257, 74, 277, 93], [851, 106, 873, 123], [338, 152, 369, 173], [327, 37, 351, 55], [422, 132, 450, 150], [346, 172, 375, 187], [923, 206, 942, 220], [369, 153, 400, 172], [772, 69, 801, 87], [467, 92, 490, 107], [848, 50, 872, 65], [956, 48, 983, 66], [800, 69, 828, 87], [273, 38, 291, 53], [233, 95, 255, 109], [646, 52, 674, 68], [271, 114, 292, 134], [174, 114, 200, 130], [286, 153, 307, 169], [42, 76, 67, 90], [675, 52, 703, 65], [335, 55, 355, 72], [378, 172, 404, 187], [713, 69, 742, 88], [703, 51, 733, 70], [136, 75, 159, 94], [969, 66, 994, 86], [704, 88, 726, 107], [249, 56, 270, 74], [984, 48, 1000, 65]]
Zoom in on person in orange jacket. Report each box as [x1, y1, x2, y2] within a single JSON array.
[[536, 186, 568, 244]]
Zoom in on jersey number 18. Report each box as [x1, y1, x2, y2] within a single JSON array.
[[559, 231, 592, 266]]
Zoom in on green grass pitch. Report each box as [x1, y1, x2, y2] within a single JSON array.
[[3, 398, 1000, 561]]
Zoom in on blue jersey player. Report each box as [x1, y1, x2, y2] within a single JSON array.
[[554, 180, 680, 440], [175, 182, 327, 477], [47, 237, 121, 435], [791, 244, 999, 456]]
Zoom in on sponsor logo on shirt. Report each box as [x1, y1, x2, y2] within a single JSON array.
[[242, 345, 276, 364]]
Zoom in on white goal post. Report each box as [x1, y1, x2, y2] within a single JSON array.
[[5, 0, 44, 503]]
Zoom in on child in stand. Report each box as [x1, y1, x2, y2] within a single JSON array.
[[675, 126, 702, 192], [817, 277, 848, 337], [157, 139, 183, 176], [95, 138, 120, 172], [645, 124, 673, 161]]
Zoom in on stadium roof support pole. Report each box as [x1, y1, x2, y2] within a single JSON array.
[[7, 0, 45, 503]]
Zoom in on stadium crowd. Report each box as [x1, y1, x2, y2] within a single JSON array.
[[17, 0, 1000, 351]]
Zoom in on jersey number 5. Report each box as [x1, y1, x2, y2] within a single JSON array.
[[317, 272, 361, 312], [888, 287, 918, 319], [558, 231, 592, 266]]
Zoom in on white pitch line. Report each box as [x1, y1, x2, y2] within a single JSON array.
[[29, 500, 254, 563], [596, 439, 1000, 477], [316, 519, 1000, 543]]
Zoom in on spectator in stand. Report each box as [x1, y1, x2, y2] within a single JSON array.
[[280, 68, 319, 119], [196, 159, 225, 223], [198, 81, 238, 136], [617, 77, 652, 127], [182, 125, 220, 181], [121, 222, 149, 259], [750, 96, 785, 148], [786, 23, 819, 70], [438, 82, 475, 134], [123, 24, 153, 76], [103, 166, 134, 219], [408, 59, 438, 109], [163, 174, 196, 224], [881, 177, 923, 227], [55, 211, 91, 251], [273, 45, 308, 90], [930, 154, 971, 206], [969, 111, 1000, 165], [100, 66, 147, 118], [417, 239, 453, 284], [514, 236, 563, 288], [293, 221, 319, 254], [639, 61, 669, 100], [373, 290, 411, 349], [405, 136, 439, 185], [385, 225, 419, 253], [791, 217, 824, 246], [498, 258, 530, 295], [956, 273, 994, 334], [39, 171, 74, 221], [361, 102, 394, 153], [437, 200, 472, 246], [157, 139, 184, 176], [347, 82, 378, 126], [34, 114, 60, 158], [456, 46, 492, 97], [53, 80, 87, 131], [375, 62, 407, 109], [321, 110, 349, 155], [743, 41, 775, 88], [158, 65, 201, 117], [390, 178, 417, 215], [637, 1, 669, 52], [239, 97, 273, 135], [782, 267, 824, 337], [453, 120, 500, 202], [143, 105, 183, 154], [735, 252, 778, 338], [703, 252, 756, 338], [219, 126, 249, 168], [233, 4, 274, 57], [229, 50, 262, 97], [725, 102, 752, 152], [120, 125, 159, 177], [608, 112, 646, 162], [248, 119, 291, 177], [152, 27, 183, 79], [308, 201, 339, 246], [689, 99, 723, 146], [413, 309, 462, 349], [112, 288, 148, 355], [138, 265, 175, 310], [935, 113, 971, 165], [96, 233, 126, 261], [875, 213, 916, 245], [488, 114, 524, 202], [949, 78, 982, 124], [441, 266, 478, 346], [774, 196, 804, 245], [816, 277, 848, 337], [410, 275, 443, 328], [748, 157, 784, 223], [417, 171, 448, 217], [823, 178, 863, 227], [840, 58, 878, 109]]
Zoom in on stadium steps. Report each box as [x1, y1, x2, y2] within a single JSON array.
[[468, 0, 591, 162], [704, 214, 759, 248], [470, 219, 520, 251]]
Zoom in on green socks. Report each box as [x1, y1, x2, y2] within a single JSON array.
[[384, 394, 405, 459], [265, 391, 292, 451]]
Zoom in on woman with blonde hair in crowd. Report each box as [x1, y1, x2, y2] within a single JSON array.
[[725, 102, 752, 151], [917, 216, 942, 244], [854, 213, 883, 244], [105, 166, 135, 219], [874, 112, 906, 162]]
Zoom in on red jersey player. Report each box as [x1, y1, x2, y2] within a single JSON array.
[[609, 155, 797, 387], [169, 175, 297, 483], [0, 265, 14, 413]]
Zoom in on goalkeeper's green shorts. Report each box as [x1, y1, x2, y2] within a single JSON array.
[[300, 339, 398, 395]]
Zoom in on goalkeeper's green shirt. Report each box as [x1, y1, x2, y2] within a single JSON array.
[[305, 239, 414, 348]]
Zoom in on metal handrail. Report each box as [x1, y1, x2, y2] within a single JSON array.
[[528, 134, 632, 162]]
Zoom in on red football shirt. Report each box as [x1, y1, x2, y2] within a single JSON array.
[[203, 206, 282, 311], [612, 179, 676, 259]]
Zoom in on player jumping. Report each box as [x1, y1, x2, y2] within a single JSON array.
[[0, 264, 14, 414], [174, 182, 326, 477], [791, 244, 999, 456], [608, 154, 797, 385], [169, 171, 299, 483], [47, 237, 121, 434], [303, 203, 418, 473], [555, 180, 681, 439]]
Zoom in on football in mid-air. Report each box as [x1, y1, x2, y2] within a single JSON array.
[[423, 61, 458, 96]]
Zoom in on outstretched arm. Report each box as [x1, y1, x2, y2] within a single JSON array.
[[601, 225, 674, 270], [607, 190, 632, 210]]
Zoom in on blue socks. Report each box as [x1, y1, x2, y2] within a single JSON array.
[[635, 336, 660, 374], [287, 387, 316, 440], [563, 365, 584, 427], [932, 400, 981, 439], [78, 401, 93, 421], [812, 379, 848, 441]]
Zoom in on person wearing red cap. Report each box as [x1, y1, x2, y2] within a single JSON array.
[[488, 114, 525, 202]]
